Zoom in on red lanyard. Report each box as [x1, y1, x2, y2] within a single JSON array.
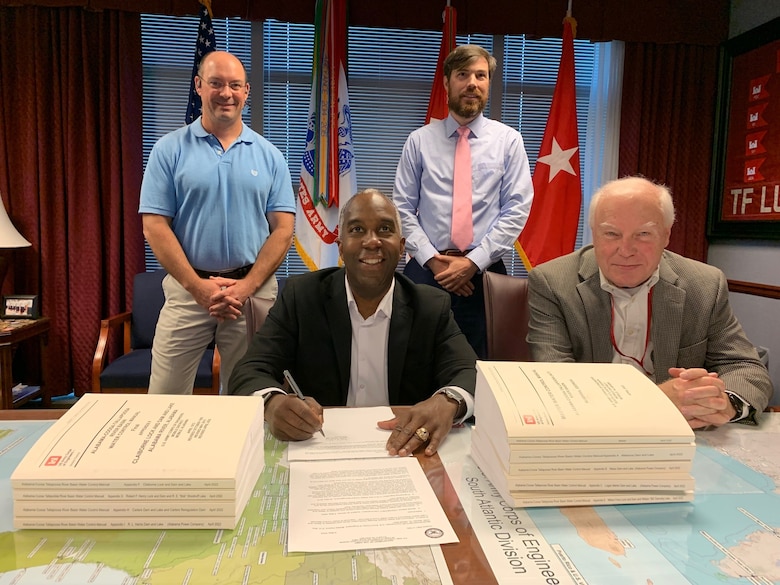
[[609, 288, 653, 376]]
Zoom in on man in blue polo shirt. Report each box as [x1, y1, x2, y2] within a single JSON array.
[[139, 51, 295, 394]]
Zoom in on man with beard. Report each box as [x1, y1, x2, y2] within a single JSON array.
[[393, 44, 534, 358]]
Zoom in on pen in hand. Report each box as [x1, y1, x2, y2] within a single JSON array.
[[283, 369, 325, 437]]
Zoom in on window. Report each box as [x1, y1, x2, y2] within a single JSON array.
[[141, 15, 619, 276]]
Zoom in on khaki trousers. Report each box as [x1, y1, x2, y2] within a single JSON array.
[[148, 274, 277, 395]]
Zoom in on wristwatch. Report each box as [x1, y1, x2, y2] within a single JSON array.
[[725, 391, 749, 422], [436, 388, 466, 421], [258, 388, 286, 404]]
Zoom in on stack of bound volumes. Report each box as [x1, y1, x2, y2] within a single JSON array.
[[11, 393, 266, 529], [471, 361, 696, 507]]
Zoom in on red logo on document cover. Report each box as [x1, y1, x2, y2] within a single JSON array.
[[523, 415, 537, 424], [44, 455, 61, 466]]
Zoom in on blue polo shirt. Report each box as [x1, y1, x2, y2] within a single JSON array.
[[139, 118, 296, 271]]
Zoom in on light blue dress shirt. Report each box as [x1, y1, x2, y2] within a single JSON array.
[[393, 113, 533, 271]]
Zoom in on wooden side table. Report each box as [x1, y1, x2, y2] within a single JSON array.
[[0, 317, 51, 409]]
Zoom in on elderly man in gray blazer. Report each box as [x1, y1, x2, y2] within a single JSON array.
[[528, 176, 773, 428]]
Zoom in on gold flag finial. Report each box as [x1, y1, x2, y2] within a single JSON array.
[[199, 0, 214, 19], [563, 15, 577, 39], [564, 0, 577, 38]]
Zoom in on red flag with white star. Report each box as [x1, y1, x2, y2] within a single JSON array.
[[516, 16, 581, 270]]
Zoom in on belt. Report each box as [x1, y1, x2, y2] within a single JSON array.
[[194, 264, 253, 280], [439, 249, 471, 257]]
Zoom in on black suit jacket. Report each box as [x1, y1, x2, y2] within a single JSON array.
[[229, 268, 477, 405]]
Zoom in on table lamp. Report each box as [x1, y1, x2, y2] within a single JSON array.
[[0, 193, 32, 295]]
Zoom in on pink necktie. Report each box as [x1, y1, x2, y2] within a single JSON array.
[[451, 126, 473, 252]]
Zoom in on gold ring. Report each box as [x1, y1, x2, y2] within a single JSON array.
[[415, 427, 430, 442]]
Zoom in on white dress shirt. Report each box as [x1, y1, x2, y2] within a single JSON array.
[[256, 275, 474, 421], [345, 276, 394, 407], [600, 268, 659, 376]]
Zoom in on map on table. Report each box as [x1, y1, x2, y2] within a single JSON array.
[[0, 421, 449, 585], [3, 420, 780, 585], [441, 425, 780, 585]]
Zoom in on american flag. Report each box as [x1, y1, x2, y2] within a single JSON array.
[[185, 1, 218, 125]]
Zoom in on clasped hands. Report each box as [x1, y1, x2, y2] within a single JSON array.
[[193, 276, 249, 322], [658, 367, 736, 429], [428, 255, 478, 296], [265, 392, 459, 456]]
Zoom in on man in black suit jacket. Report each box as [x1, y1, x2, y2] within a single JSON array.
[[229, 189, 477, 456]]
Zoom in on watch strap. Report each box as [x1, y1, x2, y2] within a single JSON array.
[[725, 391, 749, 422], [436, 388, 467, 422], [255, 388, 286, 404]]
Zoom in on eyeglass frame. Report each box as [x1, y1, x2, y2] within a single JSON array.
[[196, 76, 248, 92]]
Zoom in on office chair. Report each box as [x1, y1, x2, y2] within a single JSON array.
[[483, 271, 531, 361], [244, 297, 275, 344], [243, 277, 286, 344], [91, 270, 220, 394]]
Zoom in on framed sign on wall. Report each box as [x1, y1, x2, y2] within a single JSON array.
[[708, 17, 780, 239]]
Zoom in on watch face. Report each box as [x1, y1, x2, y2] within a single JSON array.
[[728, 393, 743, 414]]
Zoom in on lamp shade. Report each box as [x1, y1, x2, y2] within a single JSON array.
[[0, 197, 31, 248]]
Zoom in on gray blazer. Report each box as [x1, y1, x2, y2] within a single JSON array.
[[527, 245, 773, 416]]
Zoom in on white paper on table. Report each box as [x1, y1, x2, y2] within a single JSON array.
[[287, 456, 458, 553], [287, 405, 395, 461]]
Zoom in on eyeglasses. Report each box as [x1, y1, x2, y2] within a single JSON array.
[[198, 77, 247, 92]]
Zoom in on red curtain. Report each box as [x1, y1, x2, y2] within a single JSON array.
[[0, 6, 145, 397], [618, 42, 720, 262], [0, 0, 732, 46]]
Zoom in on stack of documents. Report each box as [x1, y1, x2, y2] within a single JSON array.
[[471, 361, 696, 507], [11, 393, 265, 529]]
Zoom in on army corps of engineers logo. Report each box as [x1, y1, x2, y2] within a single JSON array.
[[300, 101, 355, 205], [424, 528, 444, 539], [297, 102, 355, 245]]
